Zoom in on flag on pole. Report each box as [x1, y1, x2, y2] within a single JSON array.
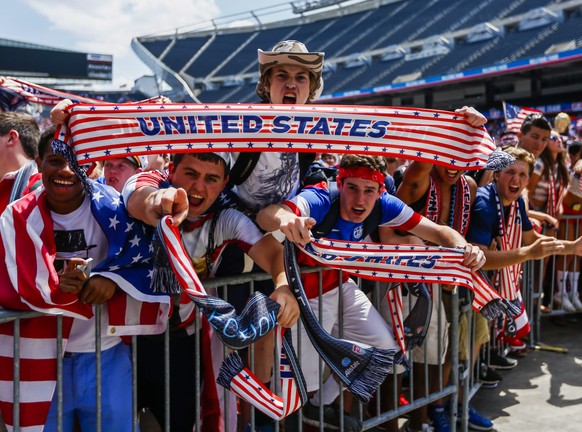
[[502, 102, 543, 133]]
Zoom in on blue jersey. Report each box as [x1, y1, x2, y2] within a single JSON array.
[[467, 183, 532, 247]]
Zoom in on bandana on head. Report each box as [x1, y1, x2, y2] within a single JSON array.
[[337, 167, 385, 187]]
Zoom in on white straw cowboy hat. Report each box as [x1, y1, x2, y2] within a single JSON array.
[[256, 40, 325, 102]]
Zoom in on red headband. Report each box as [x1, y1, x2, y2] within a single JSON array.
[[337, 167, 386, 186]]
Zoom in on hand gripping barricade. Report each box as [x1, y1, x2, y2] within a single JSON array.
[[156, 216, 308, 420]]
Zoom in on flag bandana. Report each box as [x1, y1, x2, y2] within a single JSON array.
[[57, 103, 495, 167], [299, 239, 520, 320], [157, 216, 308, 419]]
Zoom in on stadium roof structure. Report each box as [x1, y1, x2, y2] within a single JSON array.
[[0, 37, 113, 85], [133, 0, 582, 114]]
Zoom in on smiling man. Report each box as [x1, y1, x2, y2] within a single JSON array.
[[256, 153, 484, 431]]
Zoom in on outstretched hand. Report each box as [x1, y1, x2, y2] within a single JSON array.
[[142, 187, 189, 227], [280, 215, 317, 244]]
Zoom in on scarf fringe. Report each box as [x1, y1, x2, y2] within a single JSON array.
[[479, 299, 506, 320], [216, 351, 245, 390], [150, 235, 181, 294], [348, 347, 398, 401]]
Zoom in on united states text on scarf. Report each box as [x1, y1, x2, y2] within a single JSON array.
[[0, 182, 170, 431], [156, 216, 308, 420], [299, 239, 520, 320], [54, 103, 495, 169]]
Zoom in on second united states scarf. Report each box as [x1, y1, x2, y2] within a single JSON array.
[[299, 239, 520, 320], [56, 103, 495, 167]]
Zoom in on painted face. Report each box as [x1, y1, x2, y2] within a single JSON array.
[[494, 160, 530, 206], [265, 65, 311, 105], [433, 165, 465, 186], [169, 155, 228, 219], [519, 126, 551, 158], [103, 158, 140, 192], [37, 146, 85, 214], [338, 177, 382, 223]]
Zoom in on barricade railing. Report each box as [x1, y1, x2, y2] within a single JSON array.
[[0, 266, 462, 432]]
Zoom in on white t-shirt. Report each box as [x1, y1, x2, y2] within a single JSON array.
[[182, 208, 264, 278], [233, 152, 300, 213], [51, 196, 121, 352]]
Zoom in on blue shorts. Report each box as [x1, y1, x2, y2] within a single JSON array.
[[45, 342, 133, 432]]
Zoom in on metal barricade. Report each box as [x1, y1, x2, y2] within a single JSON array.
[[0, 267, 463, 432]]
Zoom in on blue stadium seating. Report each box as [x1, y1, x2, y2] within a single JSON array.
[[162, 36, 210, 72], [139, 0, 576, 100]]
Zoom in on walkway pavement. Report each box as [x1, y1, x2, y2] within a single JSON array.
[[472, 314, 582, 432]]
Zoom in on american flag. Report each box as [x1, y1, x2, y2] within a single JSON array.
[[503, 101, 543, 134], [60, 103, 496, 169], [0, 182, 170, 431]]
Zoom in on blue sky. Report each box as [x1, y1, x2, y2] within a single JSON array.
[[2, 0, 288, 86]]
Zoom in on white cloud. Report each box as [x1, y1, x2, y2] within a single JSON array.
[[23, 0, 220, 83]]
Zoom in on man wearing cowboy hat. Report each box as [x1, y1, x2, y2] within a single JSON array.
[[229, 40, 325, 214]]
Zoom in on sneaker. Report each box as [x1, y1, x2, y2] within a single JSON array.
[[459, 405, 493, 431], [302, 401, 363, 431], [406, 422, 435, 432], [428, 405, 450, 432], [488, 351, 518, 370], [479, 363, 502, 389], [400, 393, 410, 406], [498, 334, 527, 351]]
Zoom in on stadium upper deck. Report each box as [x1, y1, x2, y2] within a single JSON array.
[[132, 0, 582, 111]]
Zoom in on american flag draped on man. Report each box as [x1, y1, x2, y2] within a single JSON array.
[[0, 181, 170, 431]]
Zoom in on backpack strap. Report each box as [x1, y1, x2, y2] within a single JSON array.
[[228, 153, 261, 187], [311, 182, 382, 241]]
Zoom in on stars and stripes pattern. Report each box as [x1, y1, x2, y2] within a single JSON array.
[[0, 182, 170, 431], [502, 101, 543, 134], [217, 327, 307, 421], [299, 239, 515, 319], [59, 103, 495, 168]]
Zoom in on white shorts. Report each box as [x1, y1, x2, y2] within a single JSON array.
[[292, 279, 400, 392]]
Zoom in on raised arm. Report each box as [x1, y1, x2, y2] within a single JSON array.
[[256, 203, 316, 244], [122, 172, 188, 227]]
